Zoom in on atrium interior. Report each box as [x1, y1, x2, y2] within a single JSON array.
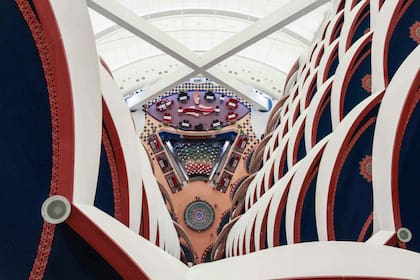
[[0, 0, 419, 279]]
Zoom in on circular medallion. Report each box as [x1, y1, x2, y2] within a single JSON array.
[[184, 200, 215, 232], [409, 21, 420, 44], [359, 155, 372, 183], [361, 74, 372, 93]]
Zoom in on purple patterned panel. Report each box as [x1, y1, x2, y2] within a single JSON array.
[[147, 91, 250, 131]]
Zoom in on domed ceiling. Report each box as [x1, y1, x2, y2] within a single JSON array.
[[87, 0, 331, 109]]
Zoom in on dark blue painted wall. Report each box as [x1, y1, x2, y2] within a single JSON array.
[[94, 142, 116, 218], [334, 109, 377, 241], [387, 2, 419, 82], [0, 2, 122, 278], [300, 169, 319, 242], [398, 101, 420, 253], [0, 2, 51, 278], [315, 93, 332, 144], [44, 224, 122, 280], [342, 42, 372, 118]]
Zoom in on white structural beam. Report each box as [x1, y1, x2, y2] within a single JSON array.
[[87, 0, 200, 69], [89, 0, 268, 109], [204, 68, 268, 109], [197, 0, 330, 70], [186, 242, 420, 280], [88, 0, 328, 110], [282, 28, 311, 45]]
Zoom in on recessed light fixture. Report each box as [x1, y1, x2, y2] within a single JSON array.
[[397, 227, 412, 243], [41, 195, 71, 224]]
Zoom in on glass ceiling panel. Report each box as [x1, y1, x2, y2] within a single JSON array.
[[117, 0, 293, 18], [149, 16, 250, 51], [158, 16, 248, 33]]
